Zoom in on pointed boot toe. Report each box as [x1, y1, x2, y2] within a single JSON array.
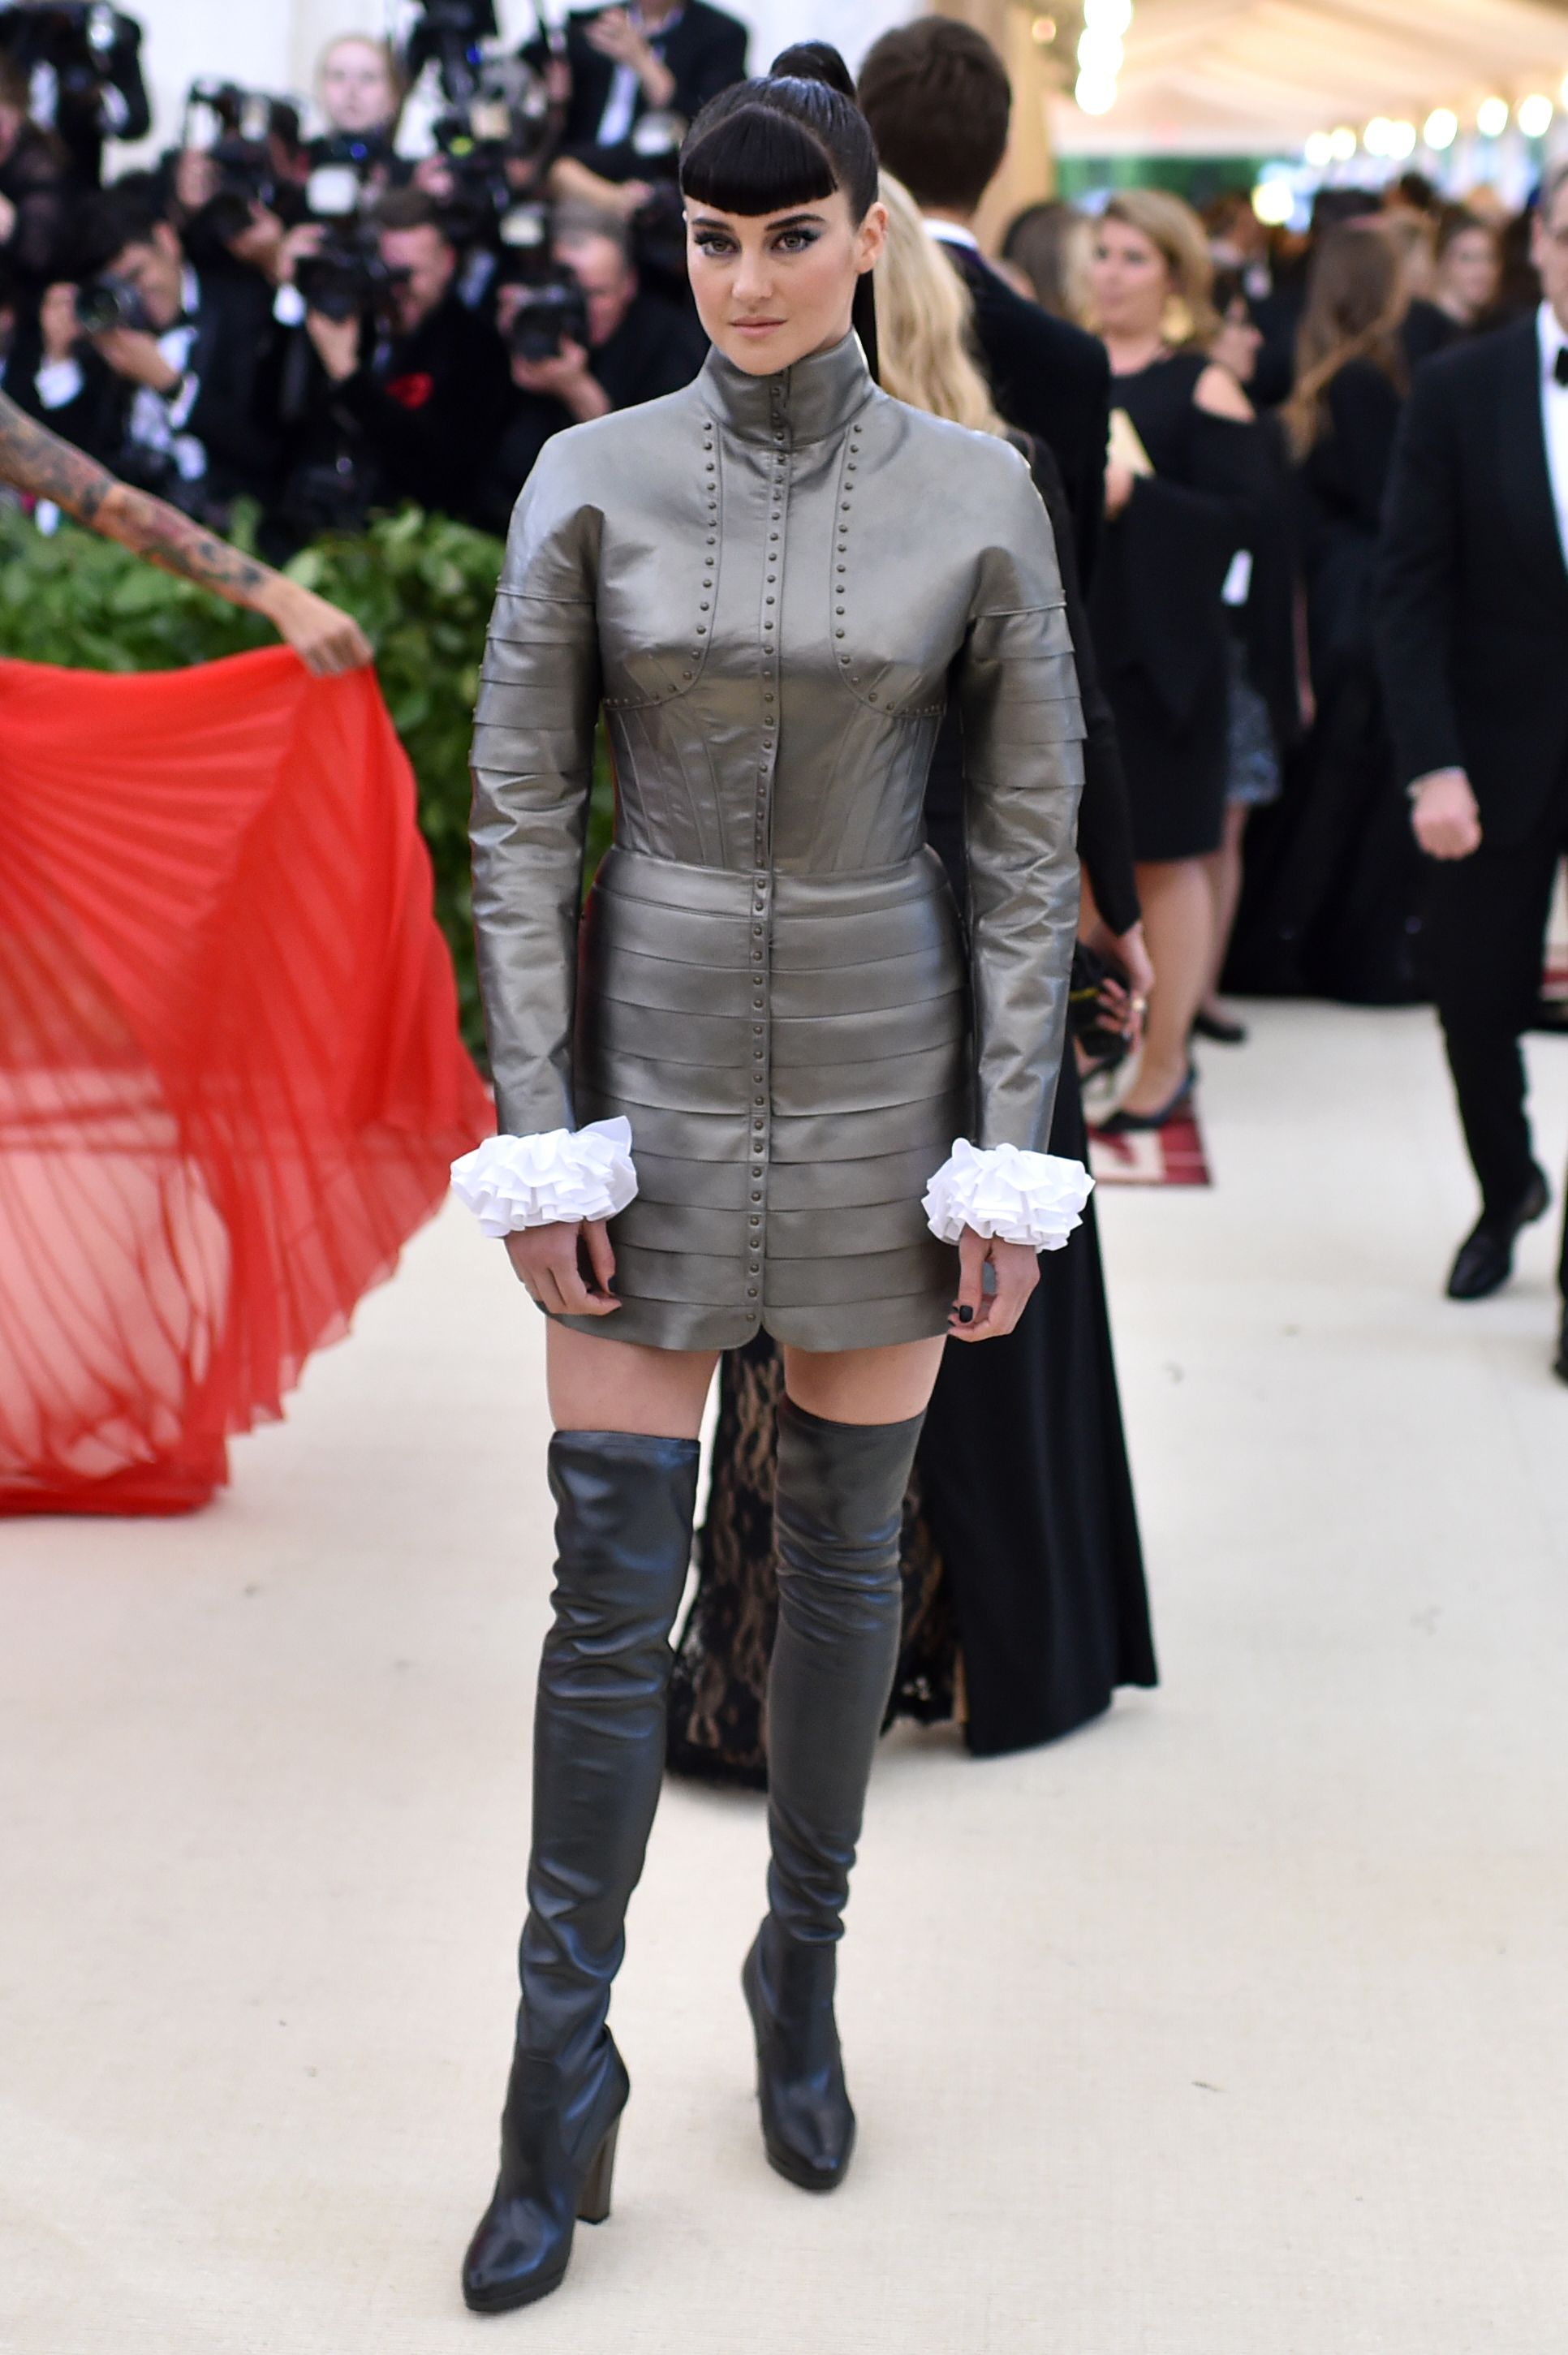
[[743, 1927, 855, 2194]]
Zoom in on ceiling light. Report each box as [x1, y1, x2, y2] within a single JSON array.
[[1518, 93, 1553, 139], [1363, 117, 1391, 155], [1075, 70, 1118, 114], [1077, 26, 1123, 75], [1082, 0, 1133, 31], [1385, 119, 1417, 158], [1251, 183, 1294, 226], [1423, 109, 1458, 150], [1303, 131, 1333, 167], [1477, 96, 1510, 137], [1329, 126, 1358, 161]]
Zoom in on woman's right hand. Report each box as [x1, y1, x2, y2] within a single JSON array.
[[505, 1220, 622, 1316]]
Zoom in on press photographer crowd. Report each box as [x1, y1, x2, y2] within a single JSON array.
[[0, 1, 747, 545], [2, 5, 1566, 1341]]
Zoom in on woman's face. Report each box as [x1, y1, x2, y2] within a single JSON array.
[[1211, 295, 1261, 384], [1089, 217, 1171, 341], [1441, 227, 1500, 317], [321, 41, 397, 136], [685, 186, 887, 376]]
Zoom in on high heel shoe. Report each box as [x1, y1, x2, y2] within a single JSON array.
[[1094, 1062, 1196, 1136], [460, 1431, 699, 2314], [743, 1922, 855, 2193], [463, 2047, 627, 2314]]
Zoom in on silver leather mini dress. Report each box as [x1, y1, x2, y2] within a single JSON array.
[[470, 333, 1085, 1352]]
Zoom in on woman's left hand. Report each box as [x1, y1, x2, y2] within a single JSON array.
[[948, 1230, 1039, 1341]]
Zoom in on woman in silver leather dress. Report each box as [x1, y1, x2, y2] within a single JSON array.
[[450, 54, 1088, 2313]]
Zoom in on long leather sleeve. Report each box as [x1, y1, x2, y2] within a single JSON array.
[[957, 467, 1086, 1154], [1373, 368, 1465, 790], [470, 441, 604, 1136]]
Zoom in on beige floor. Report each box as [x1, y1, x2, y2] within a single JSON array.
[[2, 1001, 1566, 2355]]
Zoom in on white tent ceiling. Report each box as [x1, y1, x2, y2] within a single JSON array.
[[1049, 0, 1568, 153]]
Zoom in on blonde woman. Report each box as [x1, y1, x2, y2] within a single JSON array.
[[668, 168, 1157, 1791], [1085, 188, 1264, 1129]]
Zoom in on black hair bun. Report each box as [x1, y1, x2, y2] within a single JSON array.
[[769, 41, 858, 101]]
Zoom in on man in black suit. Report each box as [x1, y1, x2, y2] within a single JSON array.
[[1376, 161, 1568, 1376], [857, 17, 1109, 585], [41, 183, 279, 516], [541, 4, 747, 174]]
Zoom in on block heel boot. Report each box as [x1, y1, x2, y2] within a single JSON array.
[[462, 1430, 700, 2314], [744, 1398, 924, 2194]]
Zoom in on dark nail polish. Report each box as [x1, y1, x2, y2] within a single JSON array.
[[958, 1305, 974, 1324]]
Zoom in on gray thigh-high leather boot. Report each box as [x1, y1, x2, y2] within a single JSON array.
[[743, 1397, 924, 2192], [463, 1430, 699, 2314]]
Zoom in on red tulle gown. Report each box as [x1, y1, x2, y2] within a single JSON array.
[[0, 649, 492, 1514]]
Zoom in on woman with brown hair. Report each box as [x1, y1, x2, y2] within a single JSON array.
[[667, 167, 1157, 1785], [1231, 223, 1419, 1002], [1084, 189, 1264, 1129], [1432, 207, 1502, 334]]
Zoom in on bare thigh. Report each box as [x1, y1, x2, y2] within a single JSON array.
[[546, 1324, 947, 1437], [781, 1337, 946, 1425], [547, 1322, 718, 1440]]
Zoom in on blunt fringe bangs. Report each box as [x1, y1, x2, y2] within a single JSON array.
[[680, 72, 880, 223]]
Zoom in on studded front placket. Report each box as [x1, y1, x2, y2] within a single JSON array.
[[739, 380, 792, 1324]]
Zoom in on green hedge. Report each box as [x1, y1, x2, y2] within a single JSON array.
[[0, 502, 614, 1062]]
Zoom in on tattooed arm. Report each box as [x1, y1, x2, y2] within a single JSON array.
[[0, 387, 373, 678]]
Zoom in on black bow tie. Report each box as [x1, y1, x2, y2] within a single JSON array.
[[1555, 346, 1568, 386]]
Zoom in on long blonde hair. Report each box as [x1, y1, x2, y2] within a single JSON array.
[[873, 171, 1007, 436], [1099, 188, 1219, 347]]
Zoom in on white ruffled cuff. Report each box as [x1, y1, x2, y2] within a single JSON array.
[[922, 1139, 1093, 1253], [450, 1117, 638, 1237]]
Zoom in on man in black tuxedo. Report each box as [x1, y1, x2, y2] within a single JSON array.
[[539, 3, 747, 176], [37, 183, 279, 516], [857, 17, 1109, 586], [1376, 161, 1568, 1377]]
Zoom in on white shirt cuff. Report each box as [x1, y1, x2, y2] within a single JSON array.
[[923, 1139, 1094, 1251], [450, 1117, 638, 1236], [164, 371, 200, 429], [36, 356, 84, 410]]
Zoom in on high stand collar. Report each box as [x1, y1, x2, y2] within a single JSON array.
[[699, 331, 876, 448]]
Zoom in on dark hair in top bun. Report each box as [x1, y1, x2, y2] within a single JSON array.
[[678, 43, 879, 226]]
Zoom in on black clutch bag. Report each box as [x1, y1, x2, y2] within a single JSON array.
[[1070, 943, 1132, 1075]]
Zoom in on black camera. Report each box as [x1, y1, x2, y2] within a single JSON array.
[[181, 80, 284, 246], [506, 266, 590, 361], [405, 0, 498, 105], [297, 226, 405, 325], [73, 269, 153, 334], [4, 2, 123, 105]]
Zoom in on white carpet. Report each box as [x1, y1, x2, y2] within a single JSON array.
[[2, 1001, 1566, 2355]]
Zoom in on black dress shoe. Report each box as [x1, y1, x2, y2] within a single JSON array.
[[1095, 1063, 1196, 1137], [1193, 1008, 1248, 1045], [1445, 1170, 1550, 1301], [1553, 1306, 1568, 1384]]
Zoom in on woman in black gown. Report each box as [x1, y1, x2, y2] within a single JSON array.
[[1227, 226, 1418, 1003], [666, 167, 1157, 1780], [1084, 192, 1264, 1131]]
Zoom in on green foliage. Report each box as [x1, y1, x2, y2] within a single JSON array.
[[0, 501, 616, 1061]]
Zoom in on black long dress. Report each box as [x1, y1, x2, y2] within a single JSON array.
[[666, 441, 1157, 1783], [1089, 351, 1260, 863], [1226, 358, 1422, 1002]]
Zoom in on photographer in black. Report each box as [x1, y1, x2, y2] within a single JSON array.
[[285, 185, 508, 530], [0, 2, 148, 187], [473, 199, 704, 530], [15, 179, 278, 514], [535, 3, 747, 217], [0, 51, 72, 288]]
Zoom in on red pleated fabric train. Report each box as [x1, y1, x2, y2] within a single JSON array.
[[0, 649, 492, 1515]]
